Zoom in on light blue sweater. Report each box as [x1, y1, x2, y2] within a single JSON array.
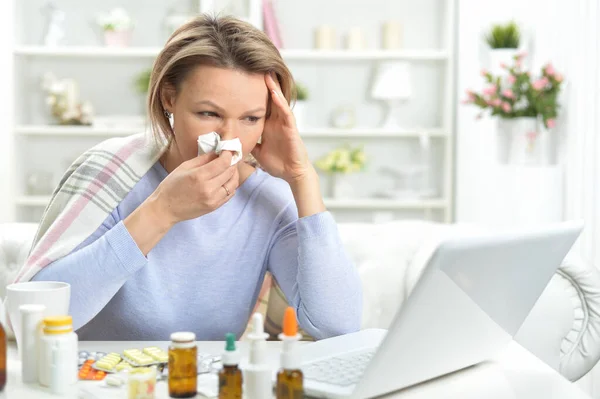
[[32, 163, 362, 341]]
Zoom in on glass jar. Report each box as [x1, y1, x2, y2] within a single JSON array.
[[168, 332, 197, 398], [128, 366, 156, 399]]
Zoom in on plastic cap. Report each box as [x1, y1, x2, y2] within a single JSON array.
[[252, 313, 264, 335], [248, 313, 268, 340], [19, 304, 45, 314], [43, 316, 72, 327], [225, 333, 236, 351], [170, 332, 196, 343], [283, 307, 297, 337]]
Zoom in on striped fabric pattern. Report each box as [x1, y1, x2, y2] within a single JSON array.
[[12, 132, 290, 338], [14, 133, 161, 284]]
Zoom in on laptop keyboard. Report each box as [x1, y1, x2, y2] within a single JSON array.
[[302, 350, 375, 387]]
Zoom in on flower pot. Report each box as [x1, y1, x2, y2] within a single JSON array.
[[496, 117, 554, 165], [103, 30, 132, 47], [327, 173, 354, 198], [293, 101, 307, 131], [488, 48, 519, 76]]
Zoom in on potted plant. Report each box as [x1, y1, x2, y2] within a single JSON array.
[[293, 82, 308, 130], [315, 145, 367, 198], [97, 8, 134, 47], [133, 68, 151, 114], [484, 21, 521, 75], [462, 53, 564, 165]]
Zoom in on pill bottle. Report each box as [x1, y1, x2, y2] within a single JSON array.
[[168, 332, 197, 398], [128, 366, 156, 399], [38, 315, 78, 392]]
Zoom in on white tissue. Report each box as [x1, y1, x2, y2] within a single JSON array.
[[197, 132, 243, 166]]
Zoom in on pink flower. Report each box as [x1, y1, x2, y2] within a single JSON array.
[[545, 63, 556, 76], [502, 102, 511, 112], [492, 98, 502, 107], [546, 119, 556, 129], [480, 68, 488, 76], [526, 131, 538, 141], [500, 62, 507, 69], [555, 73, 564, 82], [482, 86, 498, 96], [515, 59, 522, 68], [532, 77, 549, 90], [516, 51, 528, 60], [507, 75, 517, 84], [502, 89, 515, 99]]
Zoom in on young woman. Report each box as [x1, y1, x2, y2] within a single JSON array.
[[27, 15, 362, 340]]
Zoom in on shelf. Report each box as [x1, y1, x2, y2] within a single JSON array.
[[323, 198, 447, 210], [16, 196, 51, 207], [14, 46, 162, 58], [281, 49, 448, 61], [15, 125, 447, 138], [16, 195, 448, 210], [14, 46, 448, 61], [301, 128, 447, 138], [15, 125, 143, 137]]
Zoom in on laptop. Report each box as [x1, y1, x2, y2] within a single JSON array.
[[300, 220, 584, 399]]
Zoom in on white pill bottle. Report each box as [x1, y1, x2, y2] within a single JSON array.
[[38, 316, 78, 394]]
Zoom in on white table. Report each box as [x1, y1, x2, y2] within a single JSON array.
[[0, 340, 591, 399]]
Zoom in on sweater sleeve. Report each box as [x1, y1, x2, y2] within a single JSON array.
[[31, 210, 147, 331], [267, 207, 363, 340]]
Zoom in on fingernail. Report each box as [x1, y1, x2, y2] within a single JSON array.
[[272, 89, 278, 97]]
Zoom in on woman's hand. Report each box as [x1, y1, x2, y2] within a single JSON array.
[[125, 152, 239, 256], [251, 73, 312, 184], [153, 152, 239, 225], [252, 73, 326, 218]]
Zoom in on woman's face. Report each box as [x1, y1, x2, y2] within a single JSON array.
[[165, 65, 269, 162]]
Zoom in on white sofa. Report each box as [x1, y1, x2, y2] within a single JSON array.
[[1, 220, 600, 382]]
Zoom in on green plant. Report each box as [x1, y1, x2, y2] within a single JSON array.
[[462, 53, 563, 129], [485, 21, 520, 49], [97, 8, 134, 32], [295, 82, 308, 101], [134, 68, 151, 95], [315, 145, 366, 174]]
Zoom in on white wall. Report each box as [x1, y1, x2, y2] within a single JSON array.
[[455, 0, 567, 226], [0, 0, 15, 223]]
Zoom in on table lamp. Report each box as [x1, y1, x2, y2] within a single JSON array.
[[371, 61, 412, 130]]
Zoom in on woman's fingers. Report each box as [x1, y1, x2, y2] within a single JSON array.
[[210, 162, 238, 190], [198, 151, 234, 179], [214, 167, 239, 206], [265, 73, 295, 126]]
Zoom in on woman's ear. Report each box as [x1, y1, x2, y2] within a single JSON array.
[[160, 84, 177, 113]]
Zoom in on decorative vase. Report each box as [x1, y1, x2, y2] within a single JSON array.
[[488, 48, 519, 76], [293, 101, 307, 131], [496, 117, 554, 165], [329, 173, 356, 198], [103, 30, 132, 47]]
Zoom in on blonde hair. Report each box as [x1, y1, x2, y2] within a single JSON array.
[[148, 14, 296, 144]]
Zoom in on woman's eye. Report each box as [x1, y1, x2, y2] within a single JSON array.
[[246, 116, 261, 123], [198, 111, 218, 118]]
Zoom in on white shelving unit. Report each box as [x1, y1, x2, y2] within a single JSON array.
[[10, 0, 456, 224], [14, 46, 448, 61], [15, 125, 448, 138]]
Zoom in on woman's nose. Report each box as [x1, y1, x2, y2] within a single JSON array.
[[216, 119, 238, 141]]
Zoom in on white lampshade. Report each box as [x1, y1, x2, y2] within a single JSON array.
[[371, 61, 412, 100]]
